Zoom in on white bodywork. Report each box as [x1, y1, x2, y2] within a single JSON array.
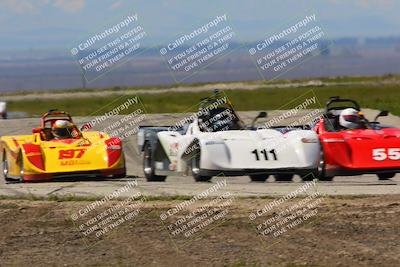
[[156, 119, 320, 174], [0, 101, 6, 119], [0, 102, 6, 113]]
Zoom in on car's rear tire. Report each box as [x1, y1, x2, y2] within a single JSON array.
[[143, 143, 167, 182], [2, 151, 13, 182], [249, 174, 269, 182], [377, 173, 396, 180], [316, 148, 334, 181], [301, 173, 315, 182], [191, 151, 212, 182], [274, 174, 294, 182]]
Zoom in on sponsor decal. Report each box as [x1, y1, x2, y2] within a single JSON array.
[[60, 160, 91, 166]]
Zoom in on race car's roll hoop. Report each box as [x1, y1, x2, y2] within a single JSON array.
[[41, 109, 73, 128], [326, 96, 361, 112]]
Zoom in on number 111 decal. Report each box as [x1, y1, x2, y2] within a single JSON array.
[[251, 149, 278, 161]]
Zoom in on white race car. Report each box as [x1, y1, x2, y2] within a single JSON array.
[[0, 101, 6, 119], [137, 92, 320, 182]]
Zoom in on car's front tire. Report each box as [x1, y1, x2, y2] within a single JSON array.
[[18, 156, 25, 183], [301, 173, 315, 182], [2, 151, 13, 182], [316, 148, 334, 181], [143, 143, 167, 182], [377, 173, 396, 180], [191, 151, 212, 182]]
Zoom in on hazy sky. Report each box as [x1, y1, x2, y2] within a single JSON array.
[[0, 0, 399, 50]]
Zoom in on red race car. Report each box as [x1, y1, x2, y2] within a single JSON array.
[[314, 96, 400, 181]]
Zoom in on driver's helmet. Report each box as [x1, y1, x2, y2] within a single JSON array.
[[339, 108, 361, 129], [52, 120, 74, 139]]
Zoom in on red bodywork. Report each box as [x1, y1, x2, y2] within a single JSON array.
[[314, 118, 400, 176]]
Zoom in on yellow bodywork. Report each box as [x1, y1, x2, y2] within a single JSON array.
[[1, 131, 125, 180]]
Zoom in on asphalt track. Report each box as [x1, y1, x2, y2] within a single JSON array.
[[0, 109, 399, 198]]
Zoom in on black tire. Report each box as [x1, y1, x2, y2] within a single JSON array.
[[249, 174, 269, 182], [2, 151, 13, 182], [274, 174, 294, 182], [18, 156, 25, 183], [191, 151, 212, 182], [143, 143, 167, 182], [301, 173, 315, 182], [316, 148, 334, 181], [377, 173, 396, 180]]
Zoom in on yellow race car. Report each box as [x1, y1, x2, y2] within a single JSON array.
[[1, 110, 126, 182]]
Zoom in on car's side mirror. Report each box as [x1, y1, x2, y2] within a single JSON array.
[[256, 111, 267, 119], [374, 110, 389, 122], [378, 110, 389, 117], [251, 111, 267, 129]]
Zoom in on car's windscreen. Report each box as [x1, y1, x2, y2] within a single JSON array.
[[198, 107, 243, 132]]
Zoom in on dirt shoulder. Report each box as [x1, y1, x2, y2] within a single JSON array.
[[0, 195, 399, 267]]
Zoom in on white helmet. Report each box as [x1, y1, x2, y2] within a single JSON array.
[[339, 108, 360, 129], [52, 120, 74, 139]]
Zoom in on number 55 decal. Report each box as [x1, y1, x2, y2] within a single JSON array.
[[372, 148, 400, 161]]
